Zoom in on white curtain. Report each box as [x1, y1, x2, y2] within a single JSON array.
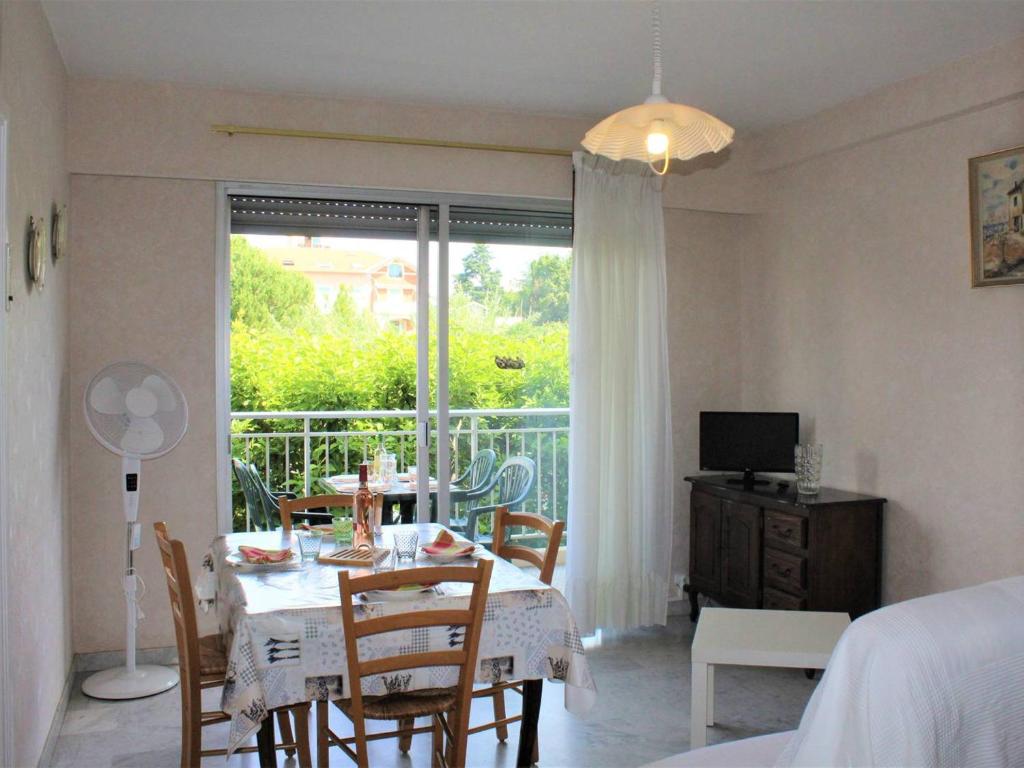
[[566, 152, 674, 635]]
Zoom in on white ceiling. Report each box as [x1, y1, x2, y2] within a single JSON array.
[[42, 0, 1024, 132]]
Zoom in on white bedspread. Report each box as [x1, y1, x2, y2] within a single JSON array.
[[775, 575, 1024, 768]]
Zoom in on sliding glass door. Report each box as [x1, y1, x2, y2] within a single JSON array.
[[224, 188, 570, 534]]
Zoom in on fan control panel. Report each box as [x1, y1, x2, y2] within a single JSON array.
[[125, 473, 138, 492]]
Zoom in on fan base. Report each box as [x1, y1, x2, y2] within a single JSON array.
[[82, 665, 179, 700]]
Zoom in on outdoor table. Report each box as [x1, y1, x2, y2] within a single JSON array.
[[198, 523, 596, 767], [324, 474, 467, 523]]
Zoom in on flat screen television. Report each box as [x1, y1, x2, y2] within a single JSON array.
[[699, 411, 799, 487]]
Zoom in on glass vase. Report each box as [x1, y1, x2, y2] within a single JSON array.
[[795, 443, 823, 494]]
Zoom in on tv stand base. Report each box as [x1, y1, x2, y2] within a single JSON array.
[[725, 470, 771, 489]]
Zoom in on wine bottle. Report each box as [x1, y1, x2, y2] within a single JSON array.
[[354, 463, 374, 547]]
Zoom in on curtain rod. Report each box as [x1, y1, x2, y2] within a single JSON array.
[[211, 124, 574, 158]]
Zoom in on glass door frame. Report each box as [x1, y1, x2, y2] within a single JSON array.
[[215, 182, 570, 534]]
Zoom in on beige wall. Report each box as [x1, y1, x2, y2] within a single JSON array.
[[740, 35, 1024, 602], [67, 78, 752, 651], [0, 1, 70, 764], [665, 209, 749, 582], [67, 77, 757, 214], [69, 176, 218, 652]]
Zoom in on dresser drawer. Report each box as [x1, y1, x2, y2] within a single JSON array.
[[764, 548, 806, 593], [763, 586, 806, 611], [764, 509, 807, 550]]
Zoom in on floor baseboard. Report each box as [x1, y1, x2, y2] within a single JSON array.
[[74, 645, 178, 673], [36, 661, 75, 768]]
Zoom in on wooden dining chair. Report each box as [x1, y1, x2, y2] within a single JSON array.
[[278, 492, 383, 533], [469, 506, 564, 755], [317, 559, 494, 768], [153, 522, 313, 768]]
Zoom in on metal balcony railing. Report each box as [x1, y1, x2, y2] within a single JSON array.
[[230, 408, 569, 532]]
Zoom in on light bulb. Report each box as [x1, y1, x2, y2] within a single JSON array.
[[646, 122, 669, 155]]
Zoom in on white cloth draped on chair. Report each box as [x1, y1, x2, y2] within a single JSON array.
[[566, 151, 674, 635]]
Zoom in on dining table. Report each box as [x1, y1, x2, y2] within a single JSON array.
[[197, 523, 596, 767], [323, 474, 468, 524]]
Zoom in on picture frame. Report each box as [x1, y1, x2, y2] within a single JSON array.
[[27, 215, 45, 291], [969, 144, 1024, 287], [51, 204, 67, 262]]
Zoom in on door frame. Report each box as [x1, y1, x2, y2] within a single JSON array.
[[215, 182, 569, 533], [0, 113, 13, 767]]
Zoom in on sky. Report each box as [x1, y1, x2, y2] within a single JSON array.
[[979, 153, 1022, 223], [244, 234, 570, 292]]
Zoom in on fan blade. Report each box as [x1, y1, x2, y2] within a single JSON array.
[[121, 416, 165, 455], [89, 376, 125, 415], [141, 374, 178, 413]]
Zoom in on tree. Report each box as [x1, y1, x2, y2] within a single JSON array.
[[230, 235, 315, 329], [455, 244, 502, 304], [519, 253, 571, 324]]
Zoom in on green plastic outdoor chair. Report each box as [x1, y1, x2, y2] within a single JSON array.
[[462, 456, 535, 543], [231, 458, 296, 531]]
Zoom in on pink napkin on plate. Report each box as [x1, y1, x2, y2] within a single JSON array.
[[422, 530, 474, 557]]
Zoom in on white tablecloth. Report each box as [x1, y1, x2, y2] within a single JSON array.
[[198, 524, 596, 754]]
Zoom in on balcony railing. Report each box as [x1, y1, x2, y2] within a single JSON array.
[[230, 408, 570, 532]]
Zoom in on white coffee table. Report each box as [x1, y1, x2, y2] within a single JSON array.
[[690, 608, 850, 749]]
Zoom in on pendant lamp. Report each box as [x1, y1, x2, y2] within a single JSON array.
[[581, 3, 734, 175]]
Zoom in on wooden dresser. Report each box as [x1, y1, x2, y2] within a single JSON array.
[[684, 475, 885, 620]]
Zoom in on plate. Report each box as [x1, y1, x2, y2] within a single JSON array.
[[364, 584, 437, 602], [420, 545, 480, 563], [226, 551, 300, 571]]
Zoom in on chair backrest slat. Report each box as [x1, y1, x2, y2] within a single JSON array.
[[153, 522, 203, 716], [338, 559, 492, 719], [352, 610, 475, 639], [279, 493, 379, 532], [496, 544, 546, 572], [492, 506, 564, 585], [360, 650, 468, 677]]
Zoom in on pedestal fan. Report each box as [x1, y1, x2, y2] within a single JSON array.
[[82, 361, 188, 699]]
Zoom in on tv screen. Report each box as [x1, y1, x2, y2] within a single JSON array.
[[700, 411, 799, 473]]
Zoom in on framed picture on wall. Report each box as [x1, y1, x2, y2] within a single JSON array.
[[969, 144, 1024, 287]]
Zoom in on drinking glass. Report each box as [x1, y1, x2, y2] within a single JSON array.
[[296, 529, 324, 561], [393, 531, 419, 561], [795, 443, 823, 494], [372, 547, 395, 573], [332, 514, 352, 545], [407, 465, 418, 485]]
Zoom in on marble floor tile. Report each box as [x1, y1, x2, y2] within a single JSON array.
[[48, 617, 817, 768]]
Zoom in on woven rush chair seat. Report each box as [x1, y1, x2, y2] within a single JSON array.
[[338, 687, 458, 720], [197, 634, 228, 677]]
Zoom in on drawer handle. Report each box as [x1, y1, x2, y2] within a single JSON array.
[[772, 564, 793, 577], [775, 526, 793, 538]]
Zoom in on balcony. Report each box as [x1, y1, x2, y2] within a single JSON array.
[[230, 407, 569, 532]]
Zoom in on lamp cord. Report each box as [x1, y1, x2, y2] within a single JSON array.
[[651, 1, 663, 96]]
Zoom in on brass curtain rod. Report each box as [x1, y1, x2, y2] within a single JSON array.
[[212, 124, 574, 158]]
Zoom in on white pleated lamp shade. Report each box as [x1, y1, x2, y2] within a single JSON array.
[[582, 98, 734, 163]]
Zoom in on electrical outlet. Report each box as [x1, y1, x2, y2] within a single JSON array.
[[667, 572, 688, 602]]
